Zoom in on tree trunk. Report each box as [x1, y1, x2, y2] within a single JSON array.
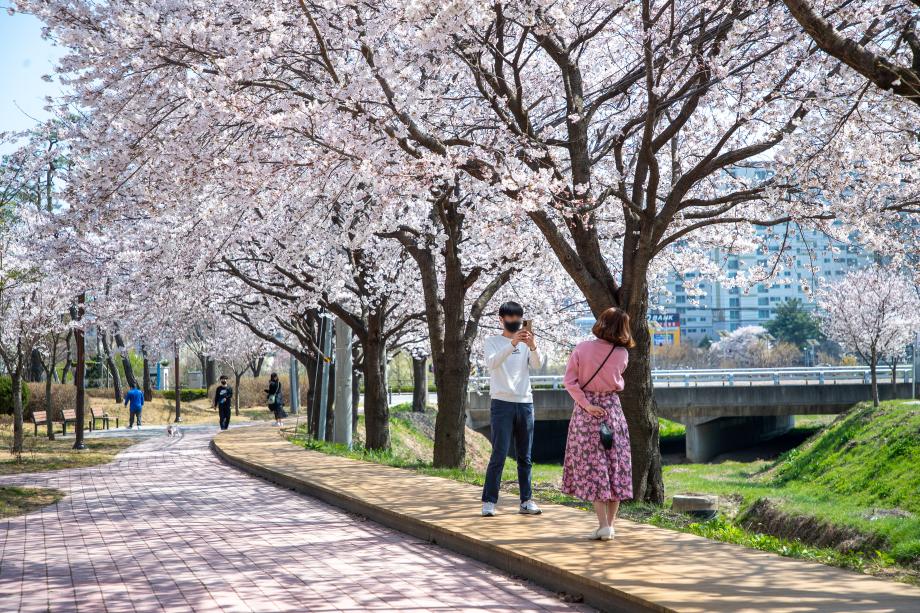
[[431, 343, 471, 468], [61, 330, 73, 384], [250, 356, 264, 377], [234, 372, 242, 416], [325, 360, 335, 441], [142, 352, 152, 401], [352, 367, 361, 436], [891, 358, 898, 389], [100, 331, 123, 403], [28, 348, 43, 382], [11, 369, 24, 455], [412, 356, 428, 412], [114, 331, 139, 389], [44, 371, 55, 440], [620, 290, 664, 503], [174, 344, 182, 422], [363, 336, 390, 450], [870, 348, 879, 407], [73, 296, 87, 450], [205, 358, 217, 389]]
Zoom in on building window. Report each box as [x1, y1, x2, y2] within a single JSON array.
[[758, 309, 771, 318], [758, 297, 769, 305], [676, 295, 686, 304], [729, 298, 740, 307], [730, 310, 740, 320]]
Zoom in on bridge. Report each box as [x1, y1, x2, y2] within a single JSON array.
[[467, 366, 918, 462]]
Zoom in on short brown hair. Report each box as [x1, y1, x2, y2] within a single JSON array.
[[591, 307, 635, 348]]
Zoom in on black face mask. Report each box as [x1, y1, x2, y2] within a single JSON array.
[[503, 320, 522, 333]]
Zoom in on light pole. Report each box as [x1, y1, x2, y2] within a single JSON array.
[[913, 331, 919, 400], [333, 317, 353, 447]]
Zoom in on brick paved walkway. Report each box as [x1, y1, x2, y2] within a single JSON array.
[[0, 427, 590, 613]]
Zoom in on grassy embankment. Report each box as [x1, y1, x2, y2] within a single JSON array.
[[289, 400, 920, 584]]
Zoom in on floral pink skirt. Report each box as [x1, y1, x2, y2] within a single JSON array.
[[561, 391, 633, 502]]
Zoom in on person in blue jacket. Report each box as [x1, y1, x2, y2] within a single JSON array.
[[124, 384, 144, 429]]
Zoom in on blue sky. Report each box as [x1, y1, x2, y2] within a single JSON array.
[[0, 9, 64, 136]]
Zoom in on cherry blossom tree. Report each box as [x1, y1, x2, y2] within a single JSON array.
[[782, 1, 920, 106], [0, 216, 74, 453], [210, 320, 270, 416], [818, 266, 920, 406], [15, 0, 920, 499]]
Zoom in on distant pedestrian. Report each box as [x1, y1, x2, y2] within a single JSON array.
[[213, 375, 234, 431], [480, 301, 544, 518], [124, 384, 144, 430], [265, 372, 287, 427], [562, 307, 635, 542]]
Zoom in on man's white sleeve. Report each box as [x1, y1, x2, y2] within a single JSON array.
[[528, 347, 544, 369], [485, 339, 515, 369]]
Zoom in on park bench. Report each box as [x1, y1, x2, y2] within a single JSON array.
[[31, 411, 60, 436], [61, 409, 80, 436], [90, 407, 119, 431]]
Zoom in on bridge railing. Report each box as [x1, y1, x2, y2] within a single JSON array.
[[470, 366, 914, 391]]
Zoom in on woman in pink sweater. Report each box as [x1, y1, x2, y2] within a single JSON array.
[[562, 307, 634, 541]]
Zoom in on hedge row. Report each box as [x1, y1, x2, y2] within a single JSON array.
[[161, 388, 209, 401], [0, 377, 31, 417]]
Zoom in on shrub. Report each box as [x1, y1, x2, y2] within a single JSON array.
[[208, 375, 309, 410], [0, 376, 31, 417], [25, 382, 76, 421], [161, 388, 209, 401]]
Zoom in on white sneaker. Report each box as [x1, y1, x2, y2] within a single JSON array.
[[481, 502, 497, 517], [519, 499, 542, 515], [589, 526, 613, 541]]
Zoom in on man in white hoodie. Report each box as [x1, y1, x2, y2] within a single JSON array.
[[481, 301, 544, 517]]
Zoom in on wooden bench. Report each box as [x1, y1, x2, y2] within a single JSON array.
[[31, 411, 60, 436], [90, 407, 118, 431], [61, 409, 79, 436]]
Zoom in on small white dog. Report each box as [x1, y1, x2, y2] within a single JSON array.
[[165, 423, 180, 437]]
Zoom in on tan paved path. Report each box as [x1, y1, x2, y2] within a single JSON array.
[[214, 426, 920, 613], [0, 426, 591, 612]]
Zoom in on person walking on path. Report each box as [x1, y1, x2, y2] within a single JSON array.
[[562, 307, 635, 542], [481, 301, 544, 517], [265, 372, 286, 427], [124, 384, 144, 430], [213, 375, 234, 431]]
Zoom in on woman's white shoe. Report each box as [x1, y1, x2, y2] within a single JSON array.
[[590, 526, 613, 541]]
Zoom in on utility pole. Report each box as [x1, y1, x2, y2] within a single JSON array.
[[333, 317, 353, 447], [288, 351, 300, 414], [315, 314, 333, 441], [913, 331, 919, 400], [73, 293, 86, 450], [173, 341, 181, 422]]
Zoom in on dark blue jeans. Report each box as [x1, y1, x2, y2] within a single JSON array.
[[481, 399, 534, 504], [128, 409, 141, 428]]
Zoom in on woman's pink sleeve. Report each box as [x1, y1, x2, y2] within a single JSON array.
[[616, 346, 629, 371], [563, 347, 590, 409]]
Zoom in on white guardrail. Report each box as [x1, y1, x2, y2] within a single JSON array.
[[471, 366, 915, 390]]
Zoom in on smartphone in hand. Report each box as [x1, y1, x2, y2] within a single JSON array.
[[522, 319, 533, 334]]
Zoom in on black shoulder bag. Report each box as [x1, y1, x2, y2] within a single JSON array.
[[581, 345, 617, 450]]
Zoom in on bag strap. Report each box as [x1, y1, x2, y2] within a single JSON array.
[[582, 344, 617, 390]]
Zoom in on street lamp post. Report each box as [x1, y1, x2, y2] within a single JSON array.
[[333, 317, 352, 448], [288, 351, 300, 415]]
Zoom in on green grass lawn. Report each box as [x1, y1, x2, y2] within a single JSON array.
[[0, 486, 64, 519], [0, 431, 137, 476]]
